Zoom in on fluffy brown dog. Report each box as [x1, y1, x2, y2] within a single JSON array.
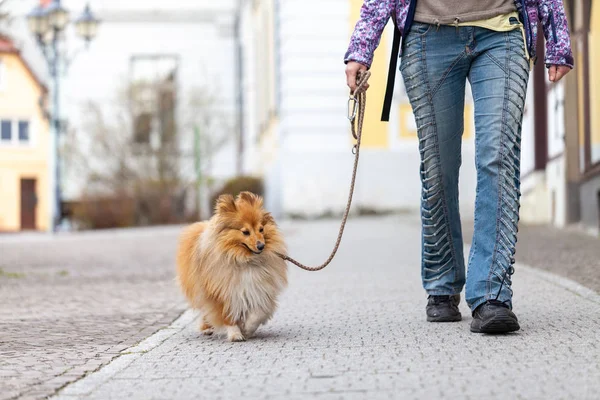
[[176, 191, 288, 342]]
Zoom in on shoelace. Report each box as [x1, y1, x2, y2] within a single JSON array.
[[485, 299, 511, 309], [494, 265, 515, 301]]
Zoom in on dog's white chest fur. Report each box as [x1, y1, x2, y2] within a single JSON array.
[[229, 266, 274, 321]]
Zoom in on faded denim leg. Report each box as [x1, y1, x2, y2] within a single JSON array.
[[466, 28, 530, 311], [401, 24, 529, 308], [400, 23, 474, 297]]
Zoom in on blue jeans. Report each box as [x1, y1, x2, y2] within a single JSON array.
[[400, 23, 530, 311]]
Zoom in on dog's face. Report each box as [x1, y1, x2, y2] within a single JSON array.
[[214, 191, 277, 257], [237, 214, 266, 255]]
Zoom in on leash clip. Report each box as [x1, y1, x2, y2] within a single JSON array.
[[347, 95, 358, 121]]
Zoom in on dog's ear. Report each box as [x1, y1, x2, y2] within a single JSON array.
[[215, 194, 236, 215], [262, 212, 275, 226], [238, 191, 263, 207]]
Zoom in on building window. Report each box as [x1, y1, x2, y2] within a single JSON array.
[[129, 55, 179, 149], [1, 120, 11, 141], [0, 120, 32, 144], [18, 121, 30, 142], [133, 112, 152, 144]]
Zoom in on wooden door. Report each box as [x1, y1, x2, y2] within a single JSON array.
[[20, 178, 37, 230]]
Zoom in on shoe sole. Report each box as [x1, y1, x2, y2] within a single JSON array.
[[470, 315, 520, 333], [427, 314, 462, 323]]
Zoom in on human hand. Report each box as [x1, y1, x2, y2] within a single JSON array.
[[548, 65, 571, 82], [345, 61, 369, 94]]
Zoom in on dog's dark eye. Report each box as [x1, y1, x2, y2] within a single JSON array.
[[259, 227, 264, 233], [242, 230, 250, 236]]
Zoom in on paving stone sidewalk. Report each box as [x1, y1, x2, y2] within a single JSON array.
[[51, 215, 600, 400], [0, 228, 187, 400]]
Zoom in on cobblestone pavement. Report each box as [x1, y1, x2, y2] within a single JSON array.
[[0, 228, 186, 400], [51, 215, 600, 400]]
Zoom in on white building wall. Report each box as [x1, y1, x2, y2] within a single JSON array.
[[520, 76, 566, 227], [546, 81, 567, 227], [521, 76, 536, 180], [519, 72, 547, 223], [41, 0, 240, 201], [275, 0, 355, 217], [239, 0, 259, 175], [238, 0, 491, 220]]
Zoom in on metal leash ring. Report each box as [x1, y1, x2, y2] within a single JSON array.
[[347, 96, 358, 122]]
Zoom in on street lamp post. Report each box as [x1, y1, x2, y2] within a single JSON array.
[[26, 1, 99, 232]]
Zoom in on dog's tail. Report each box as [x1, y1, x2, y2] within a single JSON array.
[[175, 222, 207, 303]]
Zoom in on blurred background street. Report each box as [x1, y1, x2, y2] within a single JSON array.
[[0, 0, 599, 399]]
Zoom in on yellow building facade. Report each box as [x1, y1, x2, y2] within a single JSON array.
[[0, 36, 50, 231]]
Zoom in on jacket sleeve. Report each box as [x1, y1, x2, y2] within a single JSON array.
[[344, 0, 396, 68], [537, 0, 574, 68]]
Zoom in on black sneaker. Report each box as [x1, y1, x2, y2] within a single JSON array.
[[470, 300, 520, 333], [426, 294, 461, 322]]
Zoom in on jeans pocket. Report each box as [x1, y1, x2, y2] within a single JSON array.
[[412, 22, 433, 36], [403, 22, 433, 48]]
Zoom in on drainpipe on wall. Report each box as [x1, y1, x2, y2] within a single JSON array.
[[234, 0, 244, 176]]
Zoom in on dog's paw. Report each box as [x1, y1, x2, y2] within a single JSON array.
[[226, 326, 246, 342], [227, 331, 246, 342], [201, 327, 214, 336], [242, 312, 268, 339], [199, 321, 214, 336], [241, 325, 258, 339]]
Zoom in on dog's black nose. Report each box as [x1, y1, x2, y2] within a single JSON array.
[[256, 242, 265, 251]]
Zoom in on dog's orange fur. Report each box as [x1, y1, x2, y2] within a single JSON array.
[[176, 191, 288, 342]]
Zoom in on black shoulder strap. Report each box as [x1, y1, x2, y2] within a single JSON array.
[[381, 17, 401, 122]]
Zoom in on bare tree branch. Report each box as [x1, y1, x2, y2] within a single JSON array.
[[62, 79, 235, 227]]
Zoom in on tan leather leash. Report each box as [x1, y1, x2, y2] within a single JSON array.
[[276, 70, 371, 271]]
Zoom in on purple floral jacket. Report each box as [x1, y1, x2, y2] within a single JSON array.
[[344, 0, 574, 69]]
